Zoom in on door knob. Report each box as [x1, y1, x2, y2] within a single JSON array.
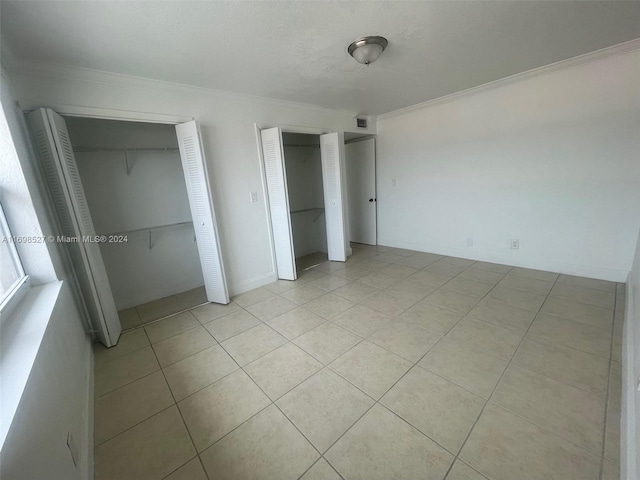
[[369, 198, 374, 202]]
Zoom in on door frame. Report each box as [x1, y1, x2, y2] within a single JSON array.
[[254, 123, 352, 278], [345, 135, 378, 246]]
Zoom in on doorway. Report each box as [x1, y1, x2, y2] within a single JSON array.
[[259, 127, 348, 281], [345, 136, 377, 246], [28, 108, 228, 346]]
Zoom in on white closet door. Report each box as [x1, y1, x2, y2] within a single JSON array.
[[175, 121, 230, 304], [320, 132, 347, 262], [260, 127, 296, 280], [28, 108, 121, 347]]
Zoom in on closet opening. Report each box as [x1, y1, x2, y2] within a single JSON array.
[[282, 133, 327, 272], [27, 108, 228, 347]]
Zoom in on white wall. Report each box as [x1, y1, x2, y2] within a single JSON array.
[[283, 134, 328, 258], [7, 63, 375, 294], [1, 71, 93, 479], [376, 48, 640, 282], [67, 117, 204, 309], [623, 227, 640, 480]]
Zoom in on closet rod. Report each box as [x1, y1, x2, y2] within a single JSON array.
[[101, 221, 194, 237], [73, 146, 180, 152], [283, 144, 320, 148]]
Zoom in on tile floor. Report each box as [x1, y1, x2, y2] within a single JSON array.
[[93, 244, 624, 480]]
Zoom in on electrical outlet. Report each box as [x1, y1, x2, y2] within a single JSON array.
[[467, 238, 473, 247], [249, 191, 258, 203], [510, 239, 520, 250], [392, 178, 397, 187]]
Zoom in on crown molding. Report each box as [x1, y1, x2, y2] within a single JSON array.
[[5, 58, 361, 119], [377, 37, 640, 121]]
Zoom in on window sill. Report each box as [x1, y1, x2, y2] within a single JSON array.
[[0, 281, 63, 451]]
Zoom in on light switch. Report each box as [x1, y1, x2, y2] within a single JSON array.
[[250, 191, 258, 203]]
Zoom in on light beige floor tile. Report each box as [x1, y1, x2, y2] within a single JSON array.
[[458, 267, 506, 285], [509, 267, 558, 282], [95, 371, 174, 445], [267, 307, 326, 340], [602, 459, 620, 480], [293, 322, 362, 364], [612, 333, 622, 363], [136, 295, 185, 323], [446, 460, 489, 480], [556, 274, 616, 293], [498, 274, 554, 295], [397, 255, 439, 269], [307, 274, 352, 292], [380, 264, 419, 279], [419, 337, 508, 399], [467, 298, 535, 331], [164, 458, 208, 480], [460, 404, 600, 480], [94, 328, 149, 367], [442, 277, 493, 298], [486, 286, 546, 312], [95, 346, 160, 397], [388, 248, 418, 257], [202, 309, 261, 342], [540, 297, 613, 329], [512, 337, 609, 396], [189, 301, 241, 324], [144, 312, 199, 344], [118, 308, 141, 330], [368, 321, 442, 363], [528, 313, 611, 358], [277, 369, 373, 452], [331, 304, 392, 338], [373, 252, 407, 264], [357, 271, 398, 289], [329, 341, 412, 399], [326, 404, 453, 480], [550, 284, 615, 309], [444, 318, 524, 360], [382, 367, 484, 452], [281, 284, 327, 305], [95, 406, 196, 480], [263, 279, 297, 294], [152, 325, 217, 367], [412, 252, 444, 262], [422, 289, 479, 315], [220, 324, 287, 366], [178, 369, 270, 452], [492, 365, 605, 454], [245, 343, 322, 400], [399, 301, 464, 334], [200, 405, 318, 480], [333, 266, 377, 282], [604, 409, 620, 462], [232, 287, 275, 307], [471, 262, 512, 274], [300, 458, 342, 480], [246, 295, 297, 321], [178, 286, 208, 309], [315, 261, 348, 274], [360, 291, 417, 317], [385, 278, 435, 298], [609, 361, 622, 413], [163, 344, 238, 401], [426, 261, 467, 276], [303, 293, 356, 319], [297, 268, 329, 283], [409, 269, 452, 289], [332, 281, 380, 303], [437, 256, 476, 267]]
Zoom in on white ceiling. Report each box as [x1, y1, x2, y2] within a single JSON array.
[[2, 1, 639, 115]]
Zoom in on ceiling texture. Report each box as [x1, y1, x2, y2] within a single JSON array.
[[2, 1, 639, 115]]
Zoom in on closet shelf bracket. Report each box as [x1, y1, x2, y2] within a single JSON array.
[[124, 151, 133, 175]]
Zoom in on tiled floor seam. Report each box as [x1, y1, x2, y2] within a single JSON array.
[[123, 305, 207, 334], [448, 273, 564, 479], [95, 365, 162, 399]]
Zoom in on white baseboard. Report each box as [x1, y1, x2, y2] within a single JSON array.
[[230, 271, 278, 297], [377, 237, 629, 282]]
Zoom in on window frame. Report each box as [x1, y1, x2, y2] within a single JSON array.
[[0, 201, 30, 320]]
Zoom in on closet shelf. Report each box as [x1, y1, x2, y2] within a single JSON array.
[[100, 221, 195, 250], [290, 208, 325, 222], [283, 144, 319, 148], [73, 146, 180, 152]]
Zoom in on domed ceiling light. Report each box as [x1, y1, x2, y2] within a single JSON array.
[[347, 36, 388, 66]]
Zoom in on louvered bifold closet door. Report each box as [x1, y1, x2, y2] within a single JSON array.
[[28, 108, 121, 347], [260, 127, 296, 280], [320, 132, 347, 262], [175, 121, 229, 304]]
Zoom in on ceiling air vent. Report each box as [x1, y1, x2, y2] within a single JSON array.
[[356, 117, 367, 129]]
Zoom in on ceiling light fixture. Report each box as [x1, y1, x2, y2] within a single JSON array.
[[347, 36, 388, 66]]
